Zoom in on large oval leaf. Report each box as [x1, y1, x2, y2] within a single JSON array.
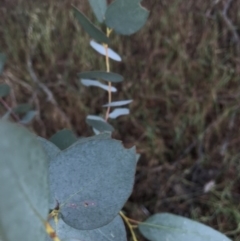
[[46, 215, 126, 241], [79, 71, 123, 83], [0, 121, 49, 241], [49, 133, 136, 230], [138, 213, 232, 241], [105, 0, 149, 35], [72, 6, 109, 44]]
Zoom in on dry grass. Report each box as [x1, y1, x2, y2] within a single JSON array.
[[1, 0, 240, 240]]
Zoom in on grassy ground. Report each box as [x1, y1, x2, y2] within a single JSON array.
[[1, 0, 240, 240]]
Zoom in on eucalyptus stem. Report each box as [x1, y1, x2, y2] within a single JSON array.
[[45, 220, 61, 241], [120, 211, 139, 241], [104, 28, 112, 121]]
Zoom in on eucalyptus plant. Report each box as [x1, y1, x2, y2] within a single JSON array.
[[0, 1, 232, 241]]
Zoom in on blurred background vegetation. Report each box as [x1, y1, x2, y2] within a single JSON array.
[[1, 0, 240, 240]]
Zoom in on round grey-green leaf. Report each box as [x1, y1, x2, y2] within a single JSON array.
[[105, 0, 149, 35], [0, 121, 49, 241], [138, 213, 232, 241], [46, 215, 126, 241], [49, 133, 137, 230]]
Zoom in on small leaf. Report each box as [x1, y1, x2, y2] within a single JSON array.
[[86, 115, 114, 132], [0, 121, 49, 241], [19, 110, 37, 124], [49, 133, 137, 229], [90, 40, 122, 61], [138, 213, 232, 241], [79, 71, 123, 83], [0, 53, 6, 75], [136, 153, 141, 163], [105, 0, 149, 35], [13, 103, 32, 114], [72, 5, 109, 44], [88, 0, 107, 23], [103, 100, 132, 107], [50, 129, 78, 150], [1, 110, 11, 120], [76, 132, 112, 144], [37, 137, 61, 162], [81, 79, 117, 92], [93, 127, 100, 135], [46, 215, 127, 241], [0, 84, 10, 97], [109, 108, 129, 119]]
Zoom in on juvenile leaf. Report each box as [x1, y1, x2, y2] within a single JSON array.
[[0, 53, 6, 75], [72, 5, 109, 44], [79, 71, 123, 83], [49, 133, 137, 230], [13, 103, 32, 114], [90, 40, 122, 61], [105, 0, 149, 35], [0, 84, 10, 97], [81, 79, 117, 92], [86, 115, 114, 132], [109, 108, 129, 119], [50, 129, 78, 150], [88, 0, 107, 23], [103, 100, 132, 107], [138, 213, 232, 241], [0, 121, 49, 241], [20, 110, 37, 124], [46, 215, 126, 241]]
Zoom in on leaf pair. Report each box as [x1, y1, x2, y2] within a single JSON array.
[[73, 0, 149, 42]]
